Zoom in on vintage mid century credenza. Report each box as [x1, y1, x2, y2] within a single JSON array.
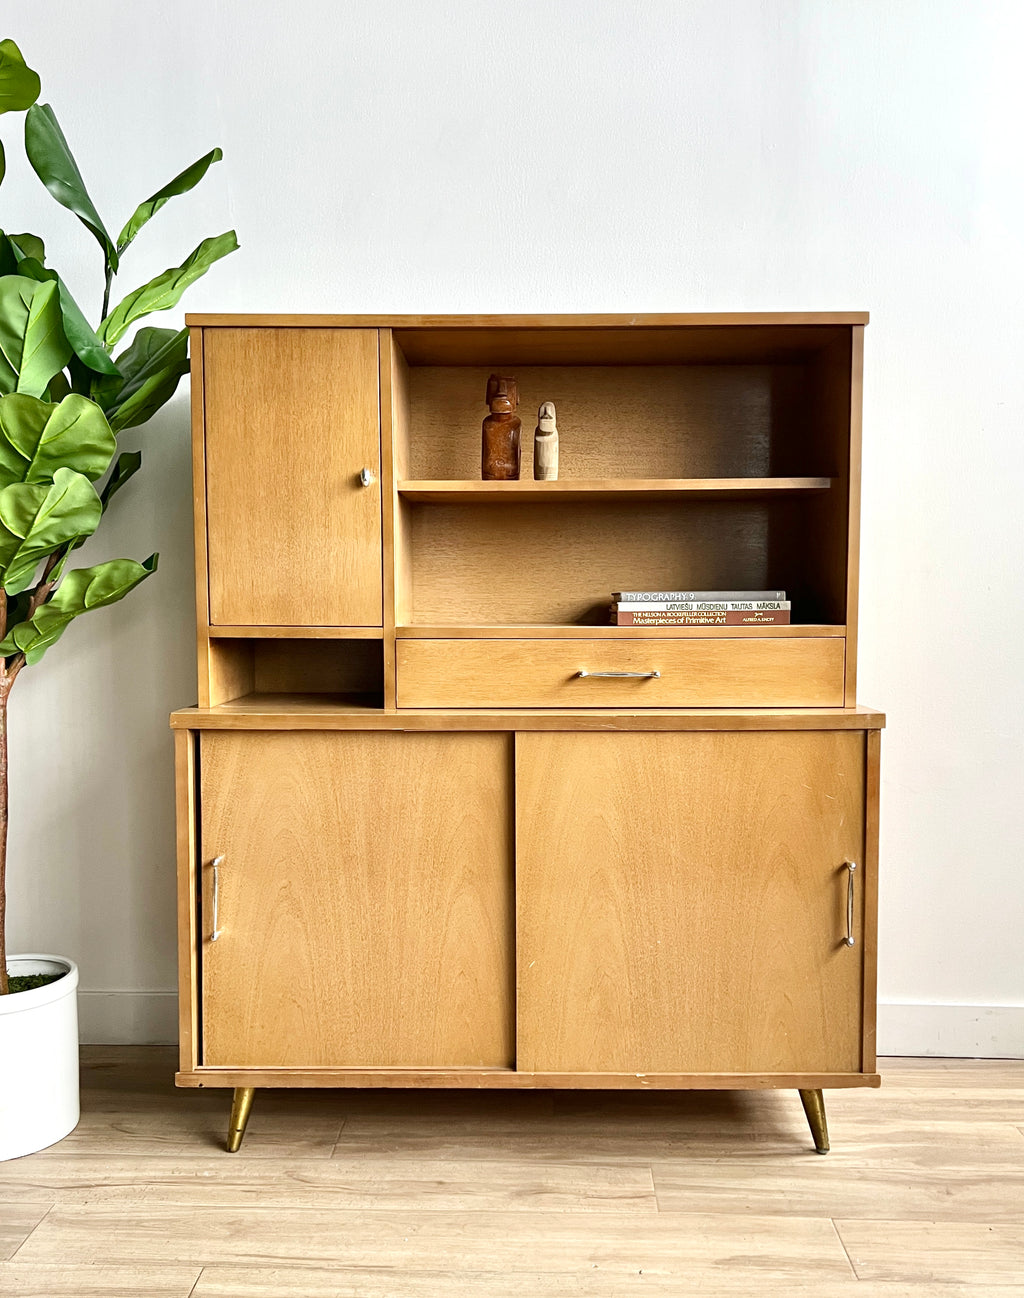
[[172, 312, 883, 1152]]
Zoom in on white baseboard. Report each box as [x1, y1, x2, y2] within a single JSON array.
[[77, 991, 1024, 1058], [78, 991, 178, 1045], [877, 1002, 1024, 1059]]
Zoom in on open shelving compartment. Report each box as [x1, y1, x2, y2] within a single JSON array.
[[200, 632, 386, 712], [386, 322, 859, 642]]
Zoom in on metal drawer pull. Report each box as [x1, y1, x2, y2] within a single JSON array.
[[211, 855, 225, 942], [577, 669, 661, 679], [845, 860, 857, 947], [359, 467, 375, 487]]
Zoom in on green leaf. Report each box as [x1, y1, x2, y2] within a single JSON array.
[[0, 39, 40, 114], [0, 138, 5, 186], [97, 327, 188, 432], [7, 232, 45, 262], [116, 147, 223, 254], [0, 274, 73, 398], [99, 449, 141, 510], [100, 230, 237, 346], [11, 253, 119, 377], [24, 103, 118, 273], [18, 276, 71, 396], [0, 465, 101, 593], [0, 392, 116, 488], [0, 553, 157, 663]]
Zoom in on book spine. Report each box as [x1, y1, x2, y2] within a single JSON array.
[[613, 610, 791, 625], [613, 600, 791, 612], [611, 590, 786, 603]]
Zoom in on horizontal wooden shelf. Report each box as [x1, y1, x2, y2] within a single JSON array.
[[397, 624, 846, 639], [192, 692, 386, 715], [188, 312, 870, 327], [171, 700, 885, 731], [177, 1066, 881, 1090], [208, 626, 384, 639], [398, 478, 833, 503]]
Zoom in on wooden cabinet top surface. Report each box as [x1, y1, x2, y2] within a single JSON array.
[[187, 311, 869, 328]]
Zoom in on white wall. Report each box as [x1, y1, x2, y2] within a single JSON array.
[[4, 0, 1022, 1054]]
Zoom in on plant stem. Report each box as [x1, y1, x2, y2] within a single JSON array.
[[101, 263, 114, 323]]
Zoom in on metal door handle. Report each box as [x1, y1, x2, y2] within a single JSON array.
[[359, 467, 375, 487], [577, 670, 661, 679], [844, 860, 857, 947], [210, 855, 224, 941]]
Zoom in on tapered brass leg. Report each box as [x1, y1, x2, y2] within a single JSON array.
[[226, 1087, 255, 1152], [798, 1088, 829, 1154]]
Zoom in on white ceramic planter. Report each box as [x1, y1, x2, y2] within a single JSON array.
[[0, 955, 80, 1160]]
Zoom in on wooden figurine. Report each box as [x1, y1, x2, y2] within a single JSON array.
[[534, 401, 558, 480], [481, 374, 521, 480]]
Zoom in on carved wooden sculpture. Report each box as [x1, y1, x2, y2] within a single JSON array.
[[481, 374, 521, 480], [534, 401, 558, 480]]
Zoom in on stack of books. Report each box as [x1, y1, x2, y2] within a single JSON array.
[[610, 590, 791, 626]]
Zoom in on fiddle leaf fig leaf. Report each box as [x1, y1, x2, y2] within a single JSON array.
[[99, 230, 237, 347], [0, 553, 157, 663], [0, 274, 72, 398], [92, 326, 187, 431], [7, 232, 45, 263], [0, 39, 40, 114], [11, 253, 119, 376], [99, 449, 141, 511], [25, 103, 118, 273], [0, 465, 101, 593], [116, 147, 223, 253], [0, 392, 116, 488]]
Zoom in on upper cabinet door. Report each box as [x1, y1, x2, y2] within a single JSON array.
[[516, 731, 867, 1076], [203, 328, 382, 626]]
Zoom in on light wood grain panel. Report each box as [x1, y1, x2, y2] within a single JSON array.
[[517, 731, 866, 1073], [0, 1204, 50, 1261], [177, 1069, 877, 1089], [399, 478, 833, 501], [409, 366, 794, 480], [204, 639, 254, 707], [0, 1157, 655, 1213], [171, 702, 885, 730], [203, 328, 382, 626], [652, 1159, 1024, 1222], [208, 625, 384, 639], [845, 325, 865, 702], [200, 731, 513, 1067], [378, 329, 397, 708], [397, 637, 846, 708], [173, 731, 198, 1073], [13, 1206, 852, 1279], [0, 1265, 200, 1296], [15, 1049, 1022, 1298], [51, 1109, 343, 1160], [189, 327, 210, 649], [191, 1271, 1024, 1298], [398, 622, 846, 638], [187, 312, 870, 327], [863, 728, 881, 1070], [835, 1220, 1024, 1285], [335, 1108, 1022, 1165], [407, 497, 834, 626], [381, 329, 412, 706], [250, 638, 383, 696]]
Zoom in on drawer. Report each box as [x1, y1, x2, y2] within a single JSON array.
[[396, 638, 846, 708]]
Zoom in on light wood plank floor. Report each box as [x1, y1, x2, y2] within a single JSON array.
[[0, 1051, 1021, 1296]]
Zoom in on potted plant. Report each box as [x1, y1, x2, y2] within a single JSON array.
[[0, 37, 237, 1159]]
